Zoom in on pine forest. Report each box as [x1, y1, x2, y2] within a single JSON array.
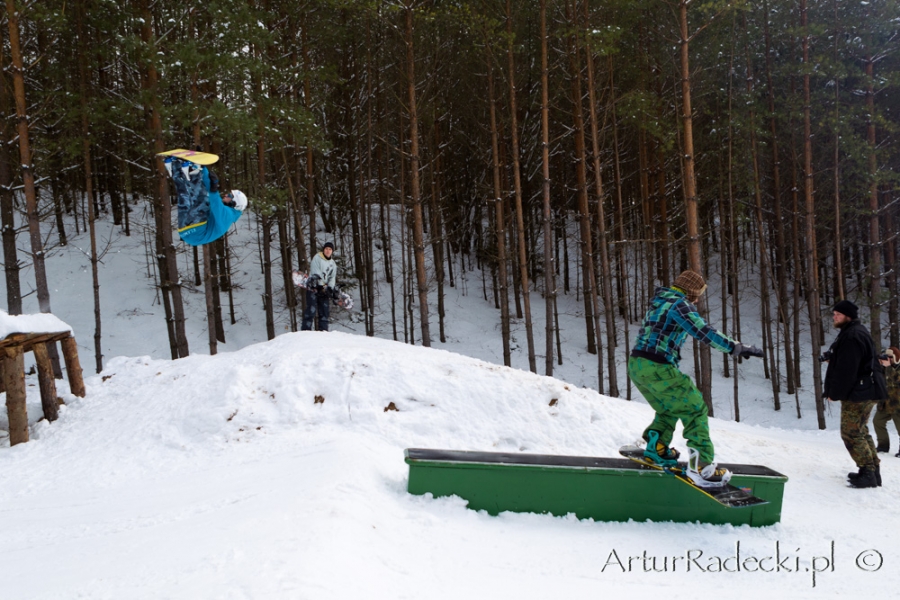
[[1, 0, 899, 430]]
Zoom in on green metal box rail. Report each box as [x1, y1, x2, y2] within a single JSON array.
[[405, 448, 788, 527]]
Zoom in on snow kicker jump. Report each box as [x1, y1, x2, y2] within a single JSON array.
[[158, 149, 247, 246]]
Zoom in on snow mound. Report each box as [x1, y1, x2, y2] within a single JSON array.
[[1, 332, 897, 599], [30, 332, 647, 466]]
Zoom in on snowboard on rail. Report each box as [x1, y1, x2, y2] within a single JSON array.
[[619, 444, 768, 509], [292, 270, 354, 310]]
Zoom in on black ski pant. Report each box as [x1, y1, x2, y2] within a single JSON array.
[[302, 289, 330, 331]]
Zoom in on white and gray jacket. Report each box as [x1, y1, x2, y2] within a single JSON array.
[[309, 252, 337, 289]]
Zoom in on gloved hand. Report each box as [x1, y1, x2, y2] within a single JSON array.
[[732, 342, 764, 359]]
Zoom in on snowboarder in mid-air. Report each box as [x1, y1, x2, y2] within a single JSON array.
[[161, 149, 247, 246], [628, 270, 763, 488]]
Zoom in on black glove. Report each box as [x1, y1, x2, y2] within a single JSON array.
[[209, 170, 219, 193], [732, 342, 764, 359], [331, 286, 341, 300], [818, 350, 833, 363]]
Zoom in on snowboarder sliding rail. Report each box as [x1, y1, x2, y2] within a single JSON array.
[[627, 270, 763, 488], [158, 149, 248, 246]]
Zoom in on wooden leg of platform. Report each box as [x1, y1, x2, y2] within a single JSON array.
[[60, 336, 86, 398], [2, 346, 29, 445], [33, 342, 60, 421]]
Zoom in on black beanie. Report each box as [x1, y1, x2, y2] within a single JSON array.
[[833, 300, 858, 320], [323, 242, 335, 251]]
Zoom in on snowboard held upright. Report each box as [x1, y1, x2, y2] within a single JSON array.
[[292, 270, 354, 310], [619, 444, 768, 509]]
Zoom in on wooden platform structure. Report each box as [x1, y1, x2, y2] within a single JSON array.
[[1, 330, 85, 446]]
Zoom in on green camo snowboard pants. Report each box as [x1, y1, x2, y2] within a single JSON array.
[[628, 356, 715, 464], [840, 400, 879, 469], [873, 399, 900, 450]]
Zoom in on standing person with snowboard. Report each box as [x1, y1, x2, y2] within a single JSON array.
[[301, 242, 338, 332], [823, 300, 888, 488], [628, 270, 763, 488], [872, 346, 900, 455]]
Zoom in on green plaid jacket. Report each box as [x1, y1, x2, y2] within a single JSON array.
[[632, 287, 735, 366]]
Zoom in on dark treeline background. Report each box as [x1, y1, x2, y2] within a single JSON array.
[[1, 0, 898, 428]]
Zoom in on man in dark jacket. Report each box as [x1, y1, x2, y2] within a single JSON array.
[[823, 300, 888, 488]]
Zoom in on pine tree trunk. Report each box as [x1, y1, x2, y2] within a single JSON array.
[[77, 0, 103, 372], [609, 65, 630, 398], [726, 36, 741, 421], [677, 1, 712, 411], [405, 2, 431, 347], [832, 0, 845, 300], [745, 21, 780, 410], [887, 186, 899, 348], [6, 0, 63, 376], [763, 0, 796, 395], [801, 0, 826, 429], [567, 2, 602, 389], [430, 116, 447, 344], [140, 0, 189, 359], [0, 22, 20, 315], [506, 0, 537, 373], [865, 45, 881, 344], [791, 100, 803, 397], [540, 0, 555, 376], [257, 87, 275, 340], [302, 19, 316, 257], [487, 43, 511, 365], [277, 209, 297, 332], [364, 21, 378, 337], [583, 13, 619, 397]]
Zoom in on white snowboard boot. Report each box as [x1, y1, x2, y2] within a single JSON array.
[[686, 448, 732, 488]]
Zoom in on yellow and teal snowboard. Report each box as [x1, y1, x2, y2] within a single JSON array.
[[157, 148, 220, 165], [619, 444, 768, 508]]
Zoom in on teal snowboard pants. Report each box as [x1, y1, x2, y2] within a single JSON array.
[[628, 356, 715, 464]]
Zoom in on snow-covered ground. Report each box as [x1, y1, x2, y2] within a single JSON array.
[[0, 208, 894, 598]]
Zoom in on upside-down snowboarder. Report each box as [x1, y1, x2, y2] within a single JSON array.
[[161, 149, 248, 246], [628, 270, 763, 488]]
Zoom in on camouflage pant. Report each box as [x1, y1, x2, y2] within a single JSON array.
[[873, 398, 900, 449], [840, 400, 879, 469], [628, 356, 714, 464]]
